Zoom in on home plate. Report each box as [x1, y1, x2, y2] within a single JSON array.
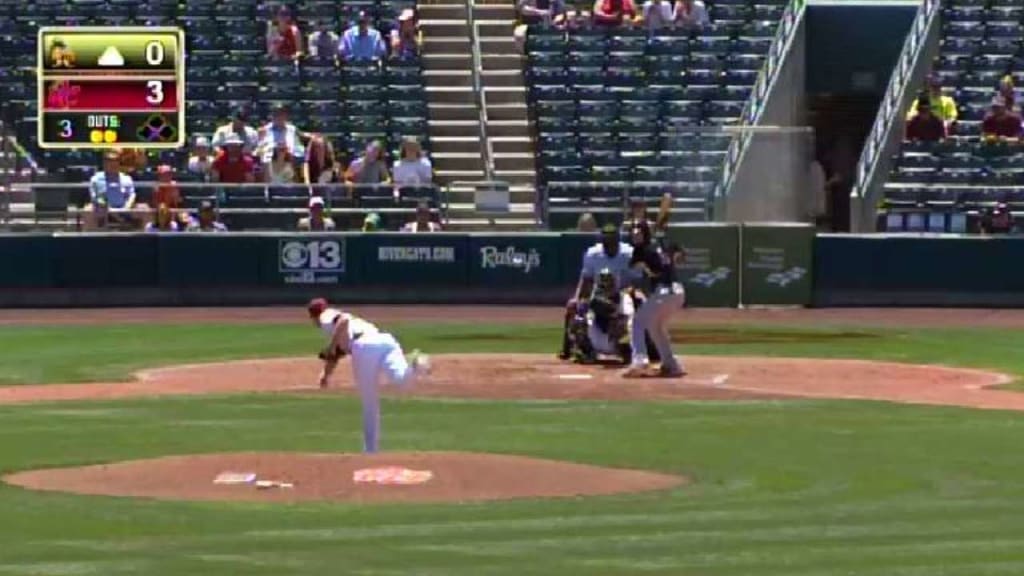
[[558, 374, 593, 380]]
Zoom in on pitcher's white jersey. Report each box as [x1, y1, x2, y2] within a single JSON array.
[[319, 309, 380, 342]]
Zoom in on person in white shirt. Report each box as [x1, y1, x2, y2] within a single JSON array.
[[559, 224, 635, 359], [187, 135, 214, 179], [212, 110, 260, 155], [400, 201, 442, 232], [308, 298, 431, 453], [642, 0, 673, 30], [265, 143, 296, 184], [674, 0, 709, 29], [392, 137, 433, 187]]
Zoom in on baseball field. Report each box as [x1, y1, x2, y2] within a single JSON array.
[[3, 306, 1024, 575]]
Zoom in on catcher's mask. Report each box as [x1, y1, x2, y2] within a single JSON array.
[[596, 267, 617, 296]]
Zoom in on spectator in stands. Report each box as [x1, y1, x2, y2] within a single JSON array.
[[144, 203, 179, 232], [298, 196, 336, 231], [905, 94, 945, 142], [363, 212, 381, 231], [153, 164, 182, 209], [514, 0, 567, 52], [212, 136, 256, 183], [593, 0, 638, 26], [340, 11, 387, 63], [401, 201, 442, 232], [258, 105, 306, 163], [982, 96, 1023, 140], [907, 74, 957, 129], [187, 200, 228, 232], [116, 147, 147, 175], [304, 135, 340, 185], [391, 9, 422, 59], [267, 5, 303, 61], [213, 110, 260, 155], [999, 75, 1019, 113], [392, 137, 433, 187], [576, 212, 598, 232], [187, 136, 214, 179], [265, 143, 296, 184], [86, 151, 139, 229], [308, 20, 340, 62], [621, 198, 650, 236], [642, 0, 673, 30], [673, 0, 709, 29], [346, 140, 391, 185], [982, 202, 1014, 235]]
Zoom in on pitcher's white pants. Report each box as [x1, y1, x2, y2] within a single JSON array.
[[350, 332, 415, 453], [630, 284, 686, 372]]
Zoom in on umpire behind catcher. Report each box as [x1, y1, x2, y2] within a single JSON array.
[[559, 224, 635, 359]]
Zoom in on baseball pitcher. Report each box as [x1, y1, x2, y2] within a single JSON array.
[[309, 298, 431, 453]]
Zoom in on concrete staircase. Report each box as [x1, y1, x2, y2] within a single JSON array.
[[419, 0, 540, 229], [418, 1, 487, 189], [473, 0, 537, 205]]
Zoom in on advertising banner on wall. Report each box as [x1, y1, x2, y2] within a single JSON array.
[[740, 223, 814, 306]]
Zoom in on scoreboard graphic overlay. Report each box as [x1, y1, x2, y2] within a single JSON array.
[[37, 27, 186, 149]]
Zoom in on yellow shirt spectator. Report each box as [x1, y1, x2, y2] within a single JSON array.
[[907, 92, 958, 124]]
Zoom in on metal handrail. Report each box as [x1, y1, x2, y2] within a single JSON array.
[[717, 0, 806, 202], [467, 0, 496, 180], [851, 0, 940, 200]]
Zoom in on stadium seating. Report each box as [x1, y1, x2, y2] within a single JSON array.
[[523, 0, 785, 227], [880, 0, 1024, 233], [0, 0, 432, 230]]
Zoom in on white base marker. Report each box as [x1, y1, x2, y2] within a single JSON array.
[[558, 374, 594, 380], [710, 374, 731, 386]]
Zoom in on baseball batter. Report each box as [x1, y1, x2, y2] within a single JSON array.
[[308, 298, 431, 454], [625, 221, 685, 377]]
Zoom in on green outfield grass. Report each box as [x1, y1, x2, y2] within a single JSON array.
[[1, 321, 1024, 575]]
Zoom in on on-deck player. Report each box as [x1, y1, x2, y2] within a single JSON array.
[[308, 298, 431, 453], [559, 224, 635, 359], [625, 221, 686, 377]]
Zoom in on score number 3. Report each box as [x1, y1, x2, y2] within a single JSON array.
[[146, 80, 164, 105], [58, 119, 73, 139]]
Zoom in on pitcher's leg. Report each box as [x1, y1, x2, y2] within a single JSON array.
[[351, 345, 385, 453], [360, 385, 381, 453], [382, 337, 415, 387]]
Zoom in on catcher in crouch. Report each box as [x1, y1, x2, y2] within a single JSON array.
[[308, 298, 431, 454], [569, 267, 636, 364]]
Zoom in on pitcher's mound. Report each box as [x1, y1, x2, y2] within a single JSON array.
[[3, 452, 686, 504]]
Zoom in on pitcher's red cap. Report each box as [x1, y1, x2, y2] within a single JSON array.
[[307, 298, 328, 318]]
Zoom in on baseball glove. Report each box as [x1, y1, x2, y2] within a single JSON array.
[[318, 345, 347, 362]]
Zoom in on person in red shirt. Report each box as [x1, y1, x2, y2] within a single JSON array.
[[982, 96, 1023, 140], [152, 164, 182, 209], [593, 0, 637, 26], [905, 96, 945, 142], [267, 5, 302, 61], [212, 136, 256, 183]]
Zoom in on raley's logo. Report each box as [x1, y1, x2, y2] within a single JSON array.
[[480, 246, 541, 274]]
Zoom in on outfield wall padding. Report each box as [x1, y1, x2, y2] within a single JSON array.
[[813, 234, 1024, 306]]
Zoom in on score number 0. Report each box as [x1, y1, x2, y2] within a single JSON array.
[[145, 41, 166, 105]]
